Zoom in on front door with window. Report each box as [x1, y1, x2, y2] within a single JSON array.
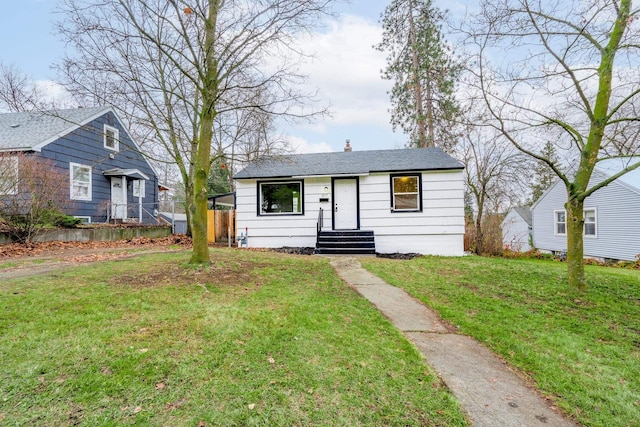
[[333, 178, 358, 229], [110, 177, 127, 219]]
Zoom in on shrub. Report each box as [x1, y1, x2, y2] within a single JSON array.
[[0, 154, 69, 243]]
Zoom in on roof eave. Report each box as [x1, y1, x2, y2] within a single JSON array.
[[28, 106, 113, 152], [234, 166, 464, 180]]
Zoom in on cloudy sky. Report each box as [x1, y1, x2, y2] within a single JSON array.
[[0, 0, 467, 153]]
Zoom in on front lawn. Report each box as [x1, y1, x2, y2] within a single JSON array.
[[0, 249, 467, 426], [362, 255, 640, 427]]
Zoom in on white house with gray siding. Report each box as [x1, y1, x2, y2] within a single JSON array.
[[233, 146, 465, 255], [0, 107, 159, 224], [532, 158, 640, 261]]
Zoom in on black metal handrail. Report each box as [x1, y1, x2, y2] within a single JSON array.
[[316, 207, 324, 237]]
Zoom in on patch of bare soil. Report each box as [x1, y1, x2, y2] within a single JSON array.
[[109, 258, 270, 291]]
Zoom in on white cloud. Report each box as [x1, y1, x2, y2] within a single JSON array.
[[287, 135, 334, 154], [298, 14, 392, 127], [34, 80, 76, 107]]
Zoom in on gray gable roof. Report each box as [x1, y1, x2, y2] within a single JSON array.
[[514, 206, 532, 226], [0, 106, 111, 152], [234, 147, 463, 179]]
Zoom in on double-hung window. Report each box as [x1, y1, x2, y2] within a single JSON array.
[[391, 174, 422, 212], [554, 209, 597, 237], [554, 210, 566, 235], [259, 181, 303, 215], [104, 124, 119, 151], [70, 163, 92, 201], [0, 156, 18, 195], [584, 209, 597, 237]]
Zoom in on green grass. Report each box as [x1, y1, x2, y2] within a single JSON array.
[[0, 258, 47, 270], [0, 261, 18, 269], [361, 255, 640, 427], [0, 249, 467, 426]]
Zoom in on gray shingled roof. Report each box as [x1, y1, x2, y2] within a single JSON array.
[[234, 147, 463, 179], [0, 106, 110, 152], [514, 206, 532, 226]]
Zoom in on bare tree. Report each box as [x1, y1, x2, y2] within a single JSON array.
[[0, 153, 70, 243], [462, 0, 640, 289], [459, 123, 530, 254], [56, 0, 335, 265], [0, 62, 77, 113], [0, 63, 48, 112]]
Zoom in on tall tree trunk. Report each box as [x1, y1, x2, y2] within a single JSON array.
[[408, 0, 428, 148], [425, 80, 435, 147], [475, 195, 484, 255], [189, 0, 219, 265], [566, 197, 586, 290]]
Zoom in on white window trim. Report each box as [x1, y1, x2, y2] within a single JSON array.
[[104, 124, 120, 152], [554, 209, 566, 236], [133, 179, 146, 198], [0, 156, 19, 195], [258, 180, 304, 215], [74, 216, 91, 223], [554, 208, 598, 237], [583, 208, 597, 238], [70, 162, 92, 201]]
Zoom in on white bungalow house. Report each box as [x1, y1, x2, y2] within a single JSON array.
[[233, 145, 465, 255], [532, 157, 640, 261], [501, 206, 532, 251]]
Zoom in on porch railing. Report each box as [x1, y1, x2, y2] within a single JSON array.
[[316, 207, 324, 245]]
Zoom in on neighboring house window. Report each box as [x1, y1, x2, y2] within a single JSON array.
[[70, 163, 92, 201], [390, 174, 422, 212], [554, 210, 566, 235], [0, 156, 18, 195], [555, 209, 597, 237], [133, 179, 145, 198], [104, 124, 119, 151], [584, 209, 597, 237], [259, 181, 303, 215], [74, 216, 91, 223]]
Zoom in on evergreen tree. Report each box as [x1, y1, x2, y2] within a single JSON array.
[[529, 142, 559, 205], [208, 157, 231, 196], [376, 0, 461, 149]]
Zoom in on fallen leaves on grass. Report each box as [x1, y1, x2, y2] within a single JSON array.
[[0, 235, 191, 259]]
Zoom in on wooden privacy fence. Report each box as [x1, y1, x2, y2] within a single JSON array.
[[207, 210, 236, 243]]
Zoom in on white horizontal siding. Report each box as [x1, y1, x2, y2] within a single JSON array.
[[235, 169, 465, 255], [376, 234, 464, 255], [236, 178, 329, 246], [361, 171, 464, 254]]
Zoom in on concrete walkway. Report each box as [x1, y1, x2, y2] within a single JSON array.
[[329, 257, 576, 427]]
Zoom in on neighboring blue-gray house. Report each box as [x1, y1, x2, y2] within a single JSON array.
[[233, 145, 465, 255], [532, 158, 640, 261], [0, 106, 159, 224], [501, 206, 532, 252]]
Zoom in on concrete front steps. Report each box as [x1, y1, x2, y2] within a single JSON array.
[[315, 230, 375, 255]]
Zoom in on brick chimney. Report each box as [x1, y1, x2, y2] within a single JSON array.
[[344, 139, 352, 152]]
